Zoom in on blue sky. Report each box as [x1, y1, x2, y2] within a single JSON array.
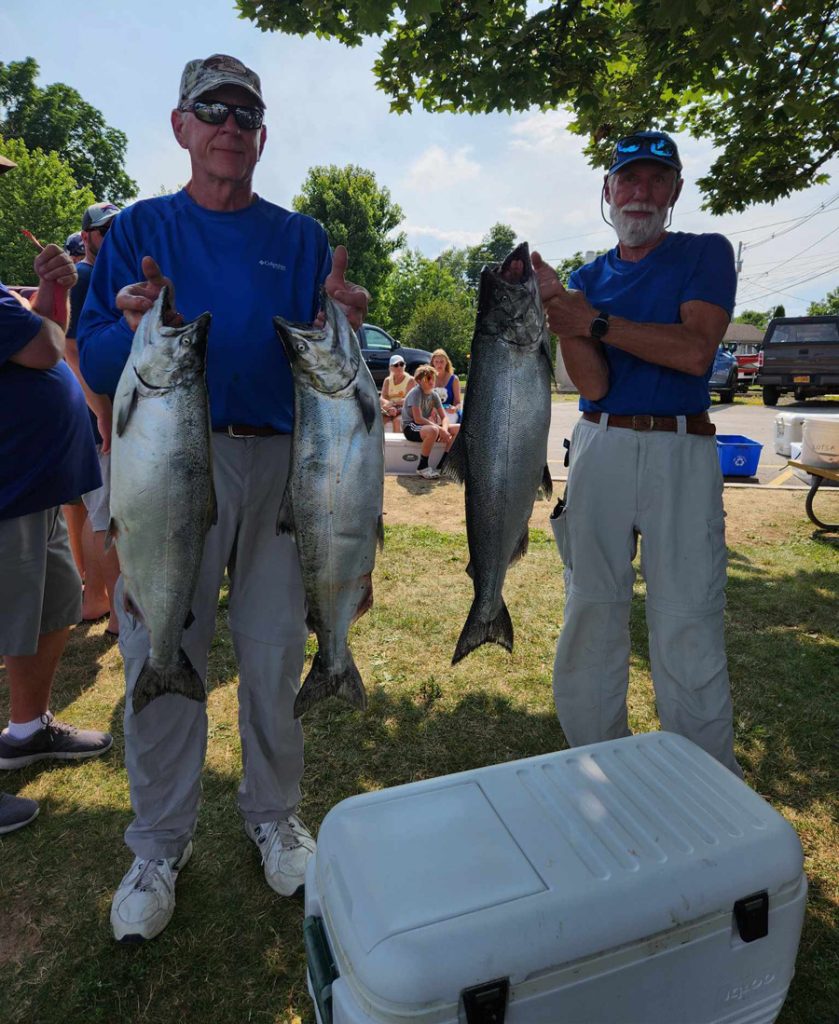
[[4, 0, 838, 315]]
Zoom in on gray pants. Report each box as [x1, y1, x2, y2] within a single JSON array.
[[552, 416, 741, 776], [117, 434, 308, 859]]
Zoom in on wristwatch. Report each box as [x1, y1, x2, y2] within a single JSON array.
[[590, 311, 610, 340]]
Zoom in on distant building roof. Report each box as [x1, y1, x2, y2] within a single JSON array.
[[724, 322, 765, 342]]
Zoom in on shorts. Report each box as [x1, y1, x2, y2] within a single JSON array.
[[0, 507, 82, 656], [403, 422, 425, 443], [81, 447, 111, 532]]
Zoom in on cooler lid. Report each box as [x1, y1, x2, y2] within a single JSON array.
[[314, 732, 804, 1014]]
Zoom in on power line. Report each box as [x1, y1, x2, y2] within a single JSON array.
[[741, 192, 839, 251], [735, 260, 839, 306]]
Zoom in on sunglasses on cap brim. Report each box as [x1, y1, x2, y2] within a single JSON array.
[[614, 135, 679, 162], [182, 101, 264, 130]]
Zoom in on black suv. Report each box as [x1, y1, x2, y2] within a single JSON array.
[[357, 324, 433, 387], [758, 316, 839, 405]]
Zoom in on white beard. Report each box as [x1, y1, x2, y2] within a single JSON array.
[[610, 200, 669, 248]]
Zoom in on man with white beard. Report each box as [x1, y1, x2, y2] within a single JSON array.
[[530, 130, 742, 776]]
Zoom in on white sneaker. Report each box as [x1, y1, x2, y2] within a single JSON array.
[[246, 814, 316, 897], [110, 841, 193, 943], [416, 466, 440, 479]]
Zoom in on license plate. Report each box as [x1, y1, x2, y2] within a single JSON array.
[[793, 375, 810, 383]]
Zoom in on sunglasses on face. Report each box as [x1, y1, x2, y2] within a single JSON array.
[[614, 135, 677, 160], [183, 101, 264, 130]]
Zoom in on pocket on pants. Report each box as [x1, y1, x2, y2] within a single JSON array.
[[550, 498, 573, 570], [707, 514, 728, 602]]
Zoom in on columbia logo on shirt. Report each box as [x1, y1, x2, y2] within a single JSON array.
[[259, 259, 286, 271]]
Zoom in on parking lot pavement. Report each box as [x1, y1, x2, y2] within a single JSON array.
[[548, 396, 839, 489]]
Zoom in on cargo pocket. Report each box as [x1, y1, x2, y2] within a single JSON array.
[[550, 497, 572, 570], [707, 514, 728, 603]]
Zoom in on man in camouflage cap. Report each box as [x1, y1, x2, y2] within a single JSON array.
[[79, 53, 369, 944], [178, 53, 266, 110]]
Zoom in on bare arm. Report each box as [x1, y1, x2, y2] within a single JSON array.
[[600, 300, 729, 376], [9, 245, 77, 369], [451, 375, 462, 406], [531, 251, 609, 400], [556, 334, 610, 401]]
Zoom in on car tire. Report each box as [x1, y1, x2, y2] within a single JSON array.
[[762, 385, 780, 406]]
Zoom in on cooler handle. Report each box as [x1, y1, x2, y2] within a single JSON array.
[[462, 978, 509, 1023], [304, 915, 339, 1024], [734, 890, 769, 943]]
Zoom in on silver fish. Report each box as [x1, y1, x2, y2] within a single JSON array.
[[108, 288, 214, 714], [444, 242, 553, 663], [274, 296, 384, 718]]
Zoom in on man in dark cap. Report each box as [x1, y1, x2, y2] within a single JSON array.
[[79, 54, 369, 942], [64, 202, 122, 633], [531, 130, 742, 778]]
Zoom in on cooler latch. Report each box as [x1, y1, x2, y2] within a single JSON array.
[[462, 978, 509, 1023], [734, 890, 769, 942]]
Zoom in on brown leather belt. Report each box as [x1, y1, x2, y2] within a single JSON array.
[[582, 411, 716, 437], [215, 424, 281, 438]]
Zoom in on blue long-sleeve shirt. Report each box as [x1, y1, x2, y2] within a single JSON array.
[[78, 189, 332, 433]]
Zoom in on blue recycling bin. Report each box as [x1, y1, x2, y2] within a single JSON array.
[[716, 434, 762, 477]]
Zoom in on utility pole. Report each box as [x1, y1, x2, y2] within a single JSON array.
[[735, 241, 743, 278]]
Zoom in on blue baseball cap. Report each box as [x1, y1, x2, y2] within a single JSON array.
[[64, 232, 85, 257], [608, 131, 682, 175]]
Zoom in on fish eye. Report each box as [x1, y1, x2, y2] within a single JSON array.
[[296, 342, 307, 353]]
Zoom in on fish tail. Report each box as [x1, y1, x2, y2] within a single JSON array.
[[293, 650, 367, 718], [452, 600, 514, 664], [132, 649, 206, 714]]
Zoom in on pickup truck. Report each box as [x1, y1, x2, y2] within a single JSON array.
[[757, 315, 839, 405]]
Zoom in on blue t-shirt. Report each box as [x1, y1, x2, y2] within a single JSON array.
[[68, 260, 92, 339], [0, 283, 102, 519], [569, 232, 736, 416], [78, 190, 332, 433], [67, 260, 101, 445]]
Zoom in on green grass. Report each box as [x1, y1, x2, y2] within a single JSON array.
[[1, 509, 836, 1023]]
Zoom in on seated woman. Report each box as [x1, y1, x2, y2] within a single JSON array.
[[402, 364, 460, 480], [380, 355, 415, 431], [431, 348, 462, 422]]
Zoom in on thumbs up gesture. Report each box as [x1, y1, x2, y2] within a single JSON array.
[[323, 245, 369, 331]]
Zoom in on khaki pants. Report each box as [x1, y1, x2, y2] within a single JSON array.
[[117, 434, 308, 860], [551, 416, 741, 776]]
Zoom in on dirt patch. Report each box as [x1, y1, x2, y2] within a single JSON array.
[[383, 476, 835, 545]]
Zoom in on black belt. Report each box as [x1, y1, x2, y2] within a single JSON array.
[[582, 411, 716, 437], [214, 424, 281, 438]]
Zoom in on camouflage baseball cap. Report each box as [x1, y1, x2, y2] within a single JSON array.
[[178, 54, 265, 110]]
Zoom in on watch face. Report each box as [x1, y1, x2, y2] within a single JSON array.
[[591, 315, 609, 339]]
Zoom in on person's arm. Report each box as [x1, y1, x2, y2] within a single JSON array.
[[381, 378, 392, 401], [532, 251, 609, 401], [533, 242, 733, 378], [77, 212, 177, 396], [548, 292, 727, 377], [451, 374, 462, 407], [7, 246, 78, 369]]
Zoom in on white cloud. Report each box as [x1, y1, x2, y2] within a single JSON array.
[[404, 146, 481, 192], [508, 110, 579, 155], [403, 223, 483, 247]]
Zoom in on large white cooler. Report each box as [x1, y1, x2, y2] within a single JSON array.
[[774, 413, 807, 456], [303, 732, 806, 1024], [775, 413, 839, 457], [800, 415, 839, 466], [384, 434, 447, 474]]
